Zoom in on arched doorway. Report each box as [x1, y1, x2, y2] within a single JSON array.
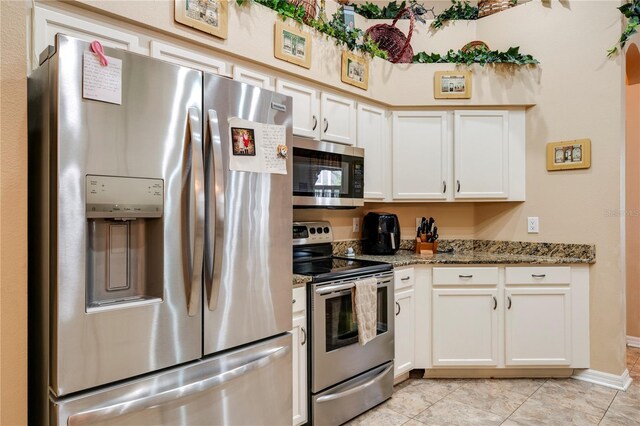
[[626, 42, 640, 347]]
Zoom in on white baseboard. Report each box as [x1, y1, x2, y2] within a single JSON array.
[[627, 335, 640, 348], [572, 368, 633, 391]]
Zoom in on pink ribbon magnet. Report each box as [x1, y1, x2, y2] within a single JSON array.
[[90, 41, 109, 66]]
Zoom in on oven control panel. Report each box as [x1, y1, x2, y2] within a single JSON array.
[[293, 221, 333, 245]]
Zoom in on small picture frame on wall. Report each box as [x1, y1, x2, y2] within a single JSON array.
[[434, 70, 471, 99], [546, 139, 592, 171], [341, 51, 368, 90], [274, 21, 312, 69], [174, 0, 228, 40]]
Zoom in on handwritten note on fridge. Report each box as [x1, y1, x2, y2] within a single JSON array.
[[82, 51, 122, 105], [228, 118, 287, 175]]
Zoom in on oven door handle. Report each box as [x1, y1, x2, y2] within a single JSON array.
[[315, 279, 391, 296], [315, 363, 394, 403]]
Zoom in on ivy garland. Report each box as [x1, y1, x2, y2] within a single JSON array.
[[609, 0, 640, 57], [431, 0, 478, 29], [236, 0, 388, 59], [353, 1, 430, 24], [413, 46, 539, 66]]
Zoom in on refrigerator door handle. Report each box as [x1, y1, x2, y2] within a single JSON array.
[[315, 363, 394, 403], [206, 109, 224, 311], [187, 106, 204, 317], [67, 344, 289, 426]]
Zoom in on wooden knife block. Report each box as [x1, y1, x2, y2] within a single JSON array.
[[415, 238, 438, 254]]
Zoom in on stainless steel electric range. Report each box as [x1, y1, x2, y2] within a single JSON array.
[[293, 221, 395, 425]]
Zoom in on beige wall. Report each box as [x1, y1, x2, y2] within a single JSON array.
[[627, 44, 640, 339], [0, 1, 29, 424]]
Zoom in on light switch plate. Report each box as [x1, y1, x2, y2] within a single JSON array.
[[527, 217, 539, 233], [353, 217, 360, 232]]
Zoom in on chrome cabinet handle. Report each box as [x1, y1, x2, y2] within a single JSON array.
[[507, 296, 512, 309], [301, 327, 307, 345], [401, 276, 410, 281], [206, 109, 225, 311], [323, 118, 329, 133], [531, 274, 546, 278], [442, 181, 447, 193], [457, 180, 461, 193], [493, 296, 497, 310], [459, 274, 473, 278], [186, 107, 204, 317], [395, 302, 401, 316], [312, 115, 318, 131], [68, 344, 289, 425], [292, 299, 296, 304]]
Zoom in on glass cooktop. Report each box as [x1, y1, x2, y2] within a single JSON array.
[[293, 257, 392, 283]]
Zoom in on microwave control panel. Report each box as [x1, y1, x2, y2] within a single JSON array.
[[86, 175, 164, 218]]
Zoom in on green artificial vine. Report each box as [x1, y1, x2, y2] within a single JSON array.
[[431, 0, 478, 29], [236, 0, 387, 59], [413, 46, 538, 66], [609, 0, 640, 57], [353, 1, 430, 24]]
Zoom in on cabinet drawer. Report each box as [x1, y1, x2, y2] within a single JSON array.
[[394, 267, 415, 290], [433, 267, 499, 285], [505, 267, 571, 285], [292, 286, 306, 314]]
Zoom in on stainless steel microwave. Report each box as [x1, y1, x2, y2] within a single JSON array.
[[292, 138, 364, 208]]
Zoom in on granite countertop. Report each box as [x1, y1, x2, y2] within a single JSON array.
[[293, 274, 312, 288]]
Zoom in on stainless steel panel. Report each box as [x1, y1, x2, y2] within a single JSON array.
[[312, 361, 394, 426], [34, 35, 203, 396], [53, 334, 292, 426], [292, 195, 364, 207], [293, 137, 364, 157], [311, 272, 395, 393], [203, 74, 293, 355]]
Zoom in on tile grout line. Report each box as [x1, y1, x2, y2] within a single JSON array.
[[597, 387, 620, 425], [499, 378, 548, 425]]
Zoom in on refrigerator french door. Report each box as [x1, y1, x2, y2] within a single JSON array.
[[203, 74, 293, 355]]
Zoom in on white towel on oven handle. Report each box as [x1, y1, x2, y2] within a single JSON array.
[[352, 277, 378, 346]]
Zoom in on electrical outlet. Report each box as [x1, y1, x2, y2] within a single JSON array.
[[527, 217, 539, 233], [352, 217, 360, 233]]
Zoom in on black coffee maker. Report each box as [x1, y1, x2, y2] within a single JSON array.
[[362, 212, 401, 255]]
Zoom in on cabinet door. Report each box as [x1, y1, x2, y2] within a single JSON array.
[[394, 287, 415, 377], [150, 41, 229, 76], [320, 92, 356, 145], [292, 312, 308, 426], [454, 110, 509, 199], [32, 6, 145, 68], [432, 288, 498, 366], [392, 112, 449, 200], [505, 288, 572, 366], [276, 79, 320, 139], [233, 66, 275, 91], [357, 103, 389, 200]]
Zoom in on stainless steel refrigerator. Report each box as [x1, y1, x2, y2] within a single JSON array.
[[28, 34, 293, 425]]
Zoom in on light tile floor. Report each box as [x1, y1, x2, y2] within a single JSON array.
[[346, 347, 640, 425]]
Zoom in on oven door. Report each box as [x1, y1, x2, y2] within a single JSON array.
[[311, 272, 394, 393]]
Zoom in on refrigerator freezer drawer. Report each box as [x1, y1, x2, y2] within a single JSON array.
[[52, 334, 292, 426], [312, 361, 394, 426]]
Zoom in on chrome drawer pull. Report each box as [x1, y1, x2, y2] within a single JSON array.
[[401, 276, 410, 281], [531, 274, 546, 278], [292, 299, 296, 304], [459, 274, 473, 278], [396, 302, 401, 316]]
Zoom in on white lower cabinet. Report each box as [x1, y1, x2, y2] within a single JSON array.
[[432, 288, 499, 366], [394, 268, 415, 377], [291, 287, 307, 426]]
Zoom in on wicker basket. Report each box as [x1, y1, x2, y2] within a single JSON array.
[[289, 0, 317, 24], [365, 7, 414, 64], [477, 0, 512, 18]]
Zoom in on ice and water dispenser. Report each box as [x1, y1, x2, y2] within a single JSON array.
[[86, 175, 164, 311]]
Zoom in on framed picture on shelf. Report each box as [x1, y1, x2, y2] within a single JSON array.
[[174, 0, 228, 40], [546, 139, 592, 171], [341, 51, 368, 90], [434, 70, 471, 99], [274, 21, 312, 69]]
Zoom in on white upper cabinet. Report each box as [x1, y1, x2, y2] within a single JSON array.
[[392, 111, 449, 200], [276, 79, 320, 139], [232, 66, 275, 91], [357, 103, 389, 200], [32, 6, 145, 68], [454, 110, 509, 199], [320, 92, 357, 145], [149, 41, 229, 76]]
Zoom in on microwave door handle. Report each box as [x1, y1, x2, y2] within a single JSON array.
[[206, 109, 225, 311], [185, 107, 204, 317], [67, 344, 289, 425]]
